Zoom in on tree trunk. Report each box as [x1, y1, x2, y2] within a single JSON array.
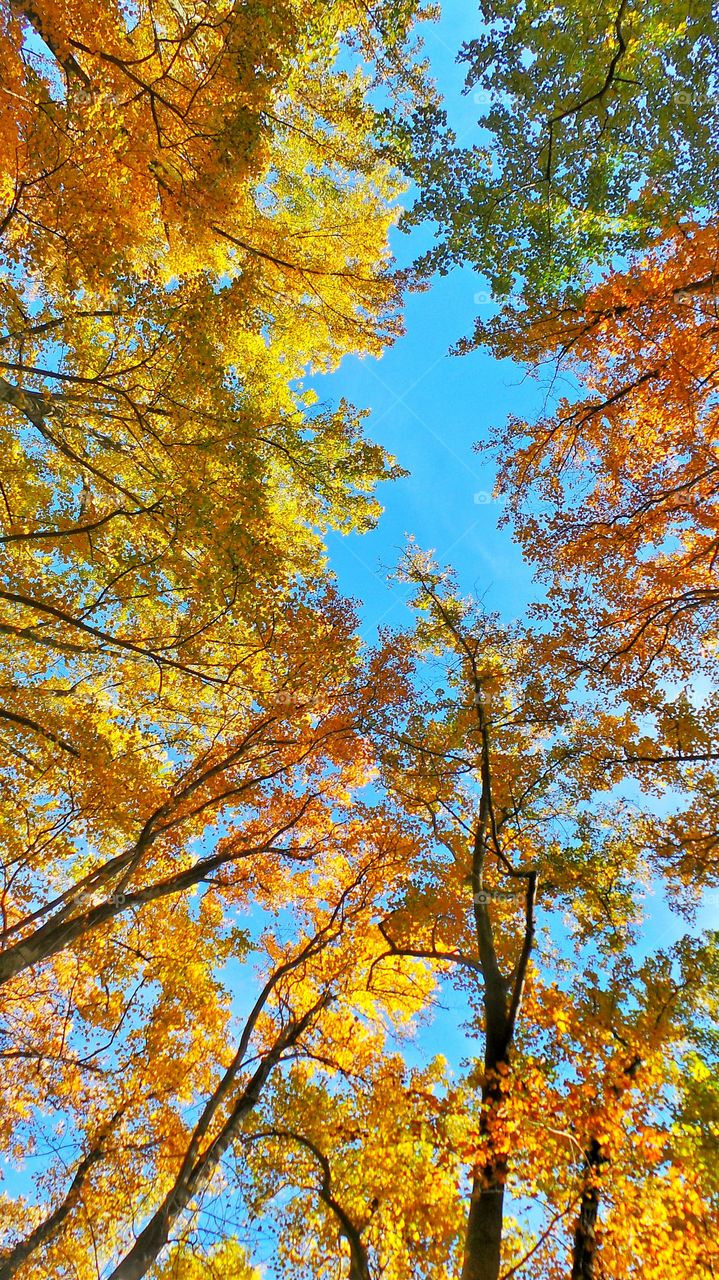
[[461, 1169, 506, 1280], [571, 1139, 603, 1280], [461, 1057, 508, 1280]]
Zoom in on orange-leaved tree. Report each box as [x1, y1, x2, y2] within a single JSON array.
[[0, 3, 442, 1274], [364, 549, 651, 1280], [0, 620, 437, 1276], [220, 551, 719, 1280], [0, 0, 434, 295], [0, 0, 429, 932], [487, 221, 719, 689]]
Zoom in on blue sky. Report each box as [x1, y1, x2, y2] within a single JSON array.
[[321, 0, 546, 641]]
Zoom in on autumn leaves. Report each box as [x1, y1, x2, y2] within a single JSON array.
[[0, 1, 439, 1276], [406, 3, 719, 1275], [0, 1, 718, 1279]]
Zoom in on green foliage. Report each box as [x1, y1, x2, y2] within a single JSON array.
[[400, 0, 719, 340]]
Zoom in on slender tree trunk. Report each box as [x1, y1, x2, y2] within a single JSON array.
[[571, 1139, 603, 1280], [107, 989, 327, 1279], [383, 595, 537, 1280], [571, 1059, 639, 1280], [461, 1058, 508, 1280]]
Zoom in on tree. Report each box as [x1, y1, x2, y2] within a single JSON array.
[[0, 4, 441, 1275], [470, 220, 719, 915], [243, 1055, 464, 1280], [212, 550, 719, 1280], [400, 0, 719, 331], [388, 7, 719, 1274], [0, 0, 434, 1006], [483, 222, 719, 682], [561, 937, 719, 1280], [361, 550, 646, 1280], [151, 1238, 259, 1280], [0, 726, 435, 1277], [0, 0, 433, 293], [0, 1, 431, 962]]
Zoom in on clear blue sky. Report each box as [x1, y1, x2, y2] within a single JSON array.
[[321, 0, 546, 641]]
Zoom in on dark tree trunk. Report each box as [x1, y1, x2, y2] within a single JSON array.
[[461, 1062, 508, 1280], [461, 1169, 506, 1280], [571, 1139, 604, 1280]]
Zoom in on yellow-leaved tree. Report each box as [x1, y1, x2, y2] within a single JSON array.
[[0, 1, 442, 1275]]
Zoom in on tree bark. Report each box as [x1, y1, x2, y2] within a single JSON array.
[[571, 1139, 604, 1280], [462, 1179, 506, 1280], [459, 670, 538, 1280], [461, 1002, 511, 1280], [461, 1074, 508, 1280]]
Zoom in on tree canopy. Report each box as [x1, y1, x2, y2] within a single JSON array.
[[0, 2, 718, 1279]]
